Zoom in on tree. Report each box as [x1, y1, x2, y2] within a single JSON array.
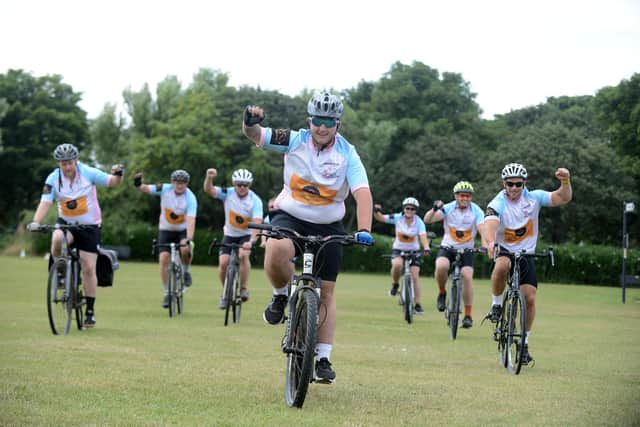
[[0, 69, 89, 227]]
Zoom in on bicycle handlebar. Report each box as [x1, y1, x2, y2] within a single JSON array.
[[151, 239, 190, 256], [248, 222, 360, 246], [492, 244, 555, 273], [432, 244, 488, 255], [207, 239, 248, 256], [28, 223, 98, 233]]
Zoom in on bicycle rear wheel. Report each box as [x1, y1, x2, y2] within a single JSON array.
[[506, 292, 527, 374], [285, 288, 318, 408], [448, 279, 460, 340], [47, 258, 72, 335], [402, 274, 413, 324]]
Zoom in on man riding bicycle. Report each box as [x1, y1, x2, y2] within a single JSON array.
[[203, 167, 263, 308], [242, 91, 374, 383], [482, 163, 572, 363], [134, 169, 197, 309], [424, 181, 485, 327], [374, 197, 430, 314], [28, 143, 124, 328]]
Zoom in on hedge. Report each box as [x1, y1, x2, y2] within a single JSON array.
[[29, 225, 638, 287]]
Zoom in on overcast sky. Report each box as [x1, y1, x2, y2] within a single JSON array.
[[2, 0, 639, 119]]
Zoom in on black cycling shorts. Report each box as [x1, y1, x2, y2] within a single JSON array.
[[219, 235, 251, 256], [157, 230, 187, 253], [270, 210, 345, 282], [391, 249, 422, 267], [498, 247, 538, 288], [61, 220, 101, 253], [437, 247, 475, 269]]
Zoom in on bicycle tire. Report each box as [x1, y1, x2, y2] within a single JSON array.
[[285, 288, 318, 408], [168, 266, 177, 318], [403, 274, 413, 324], [47, 258, 71, 335], [176, 269, 184, 315], [223, 266, 234, 326], [74, 263, 84, 331], [498, 293, 509, 368], [231, 267, 241, 324], [507, 292, 527, 374], [449, 279, 460, 340]]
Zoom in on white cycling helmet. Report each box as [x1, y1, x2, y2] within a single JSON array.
[[402, 197, 420, 208], [53, 143, 79, 161], [501, 163, 528, 180], [307, 92, 344, 118], [232, 168, 253, 184]]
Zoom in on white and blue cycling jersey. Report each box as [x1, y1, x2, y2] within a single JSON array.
[[486, 188, 551, 253], [440, 201, 484, 249], [213, 187, 263, 237], [256, 128, 369, 224], [150, 184, 198, 232], [383, 213, 427, 251], [41, 162, 110, 225]]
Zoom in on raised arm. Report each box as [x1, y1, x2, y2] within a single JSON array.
[[133, 172, 152, 194], [373, 203, 386, 223], [242, 105, 266, 145], [550, 167, 572, 207], [107, 164, 125, 187], [423, 200, 444, 224], [203, 168, 218, 198]]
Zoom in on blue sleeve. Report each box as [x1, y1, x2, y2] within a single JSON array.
[[487, 193, 505, 218], [186, 190, 198, 216], [344, 143, 369, 190], [251, 193, 264, 218], [80, 163, 109, 187], [417, 218, 427, 234], [262, 128, 302, 153], [150, 183, 171, 195], [215, 186, 228, 201], [442, 201, 457, 216], [471, 203, 485, 225], [386, 213, 400, 225], [530, 190, 552, 207]]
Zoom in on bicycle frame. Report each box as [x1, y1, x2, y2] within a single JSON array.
[[208, 240, 244, 326], [153, 240, 187, 317], [383, 250, 421, 324]]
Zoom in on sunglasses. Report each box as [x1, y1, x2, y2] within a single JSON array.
[[505, 181, 524, 188], [404, 206, 416, 211], [235, 183, 250, 188], [311, 116, 338, 128]]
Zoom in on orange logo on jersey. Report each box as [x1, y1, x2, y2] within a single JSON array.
[[449, 227, 472, 243], [290, 174, 337, 206], [396, 232, 416, 243], [164, 208, 185, 225], [504, 219, 534, 243], [59, 196, 88, 217], [229, 209, 250, 229]]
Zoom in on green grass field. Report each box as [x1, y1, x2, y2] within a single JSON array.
[[1, 255, 639, 426]]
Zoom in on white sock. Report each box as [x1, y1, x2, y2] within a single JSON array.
[[273, 286, 288, 296], [163, 283, 169, 295], [183, 264, 190, 272], [492, 295, 502, 306], [525, 331, 531, 344], [316, 343, 332, 361]]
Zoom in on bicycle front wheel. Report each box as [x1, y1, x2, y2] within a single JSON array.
[[506, 292, 527, 374], [176, 270, 184, 315], [498, 293, 509, 368], [47, 258, 72, 335], [285, 288, 318, 408], [168, 267, 177, 317], [223, 267, 235, 326], [402, 274, 414, 324], [231, 268, 241, 324], [448, 279, 460, 340]]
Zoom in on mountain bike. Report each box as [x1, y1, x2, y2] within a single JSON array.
[[491, 245, 554, 374], [384, 250, 422, 324], [152, 240, 189, 317], [249, 222, 370, 408], [435, 245, 486, 340], [208, 240, 244, 326], [30, 223, 94, 335]]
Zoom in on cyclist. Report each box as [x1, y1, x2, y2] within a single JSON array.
[[203, 167, 263, 308], [423, 181, 485, 328], [242, 91, 374, 383], [482, 163, 572, 363], [373, 198, 430, 314], [28, 143, 124, 328], [134, 170, 197, 309]]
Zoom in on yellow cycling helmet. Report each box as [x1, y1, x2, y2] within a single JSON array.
[[453, 181, 474, 194]]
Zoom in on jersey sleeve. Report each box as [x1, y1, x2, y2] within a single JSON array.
[[41, 171, 58, 202], [345, 144, 369, 191], [417, 217, 427, 234], [530, 189, 552, 207], [260, 128, 302, 153], [149, 183, 171, 195], [471, 203, 485, 225], [186, 190, 198, 216], [442, 201, 457, 216], [80, 163, 110, 187], [251, 193, 264, 219], [215, 186, 227, 201], [486, 193, 504, 220]]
